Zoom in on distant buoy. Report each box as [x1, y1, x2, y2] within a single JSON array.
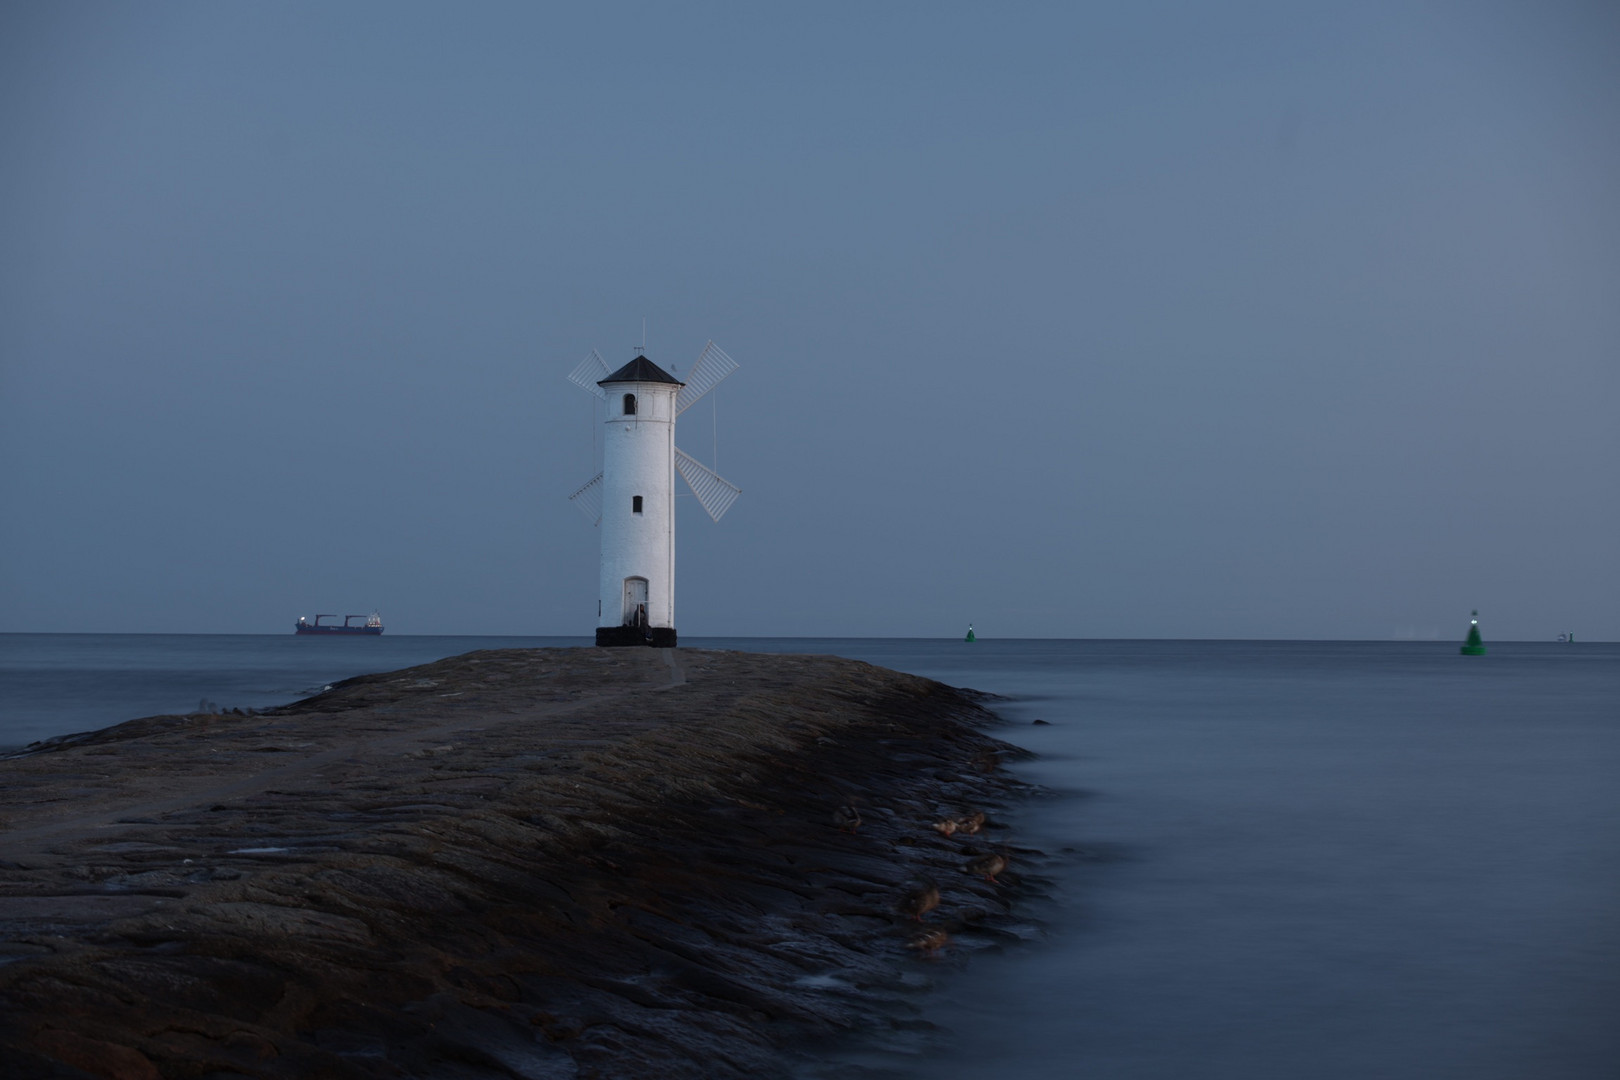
[[1460, 610, 1486, 656], [965, 623, 976, 644]]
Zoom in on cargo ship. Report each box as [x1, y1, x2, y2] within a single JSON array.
[[295, 613, 383, 635]]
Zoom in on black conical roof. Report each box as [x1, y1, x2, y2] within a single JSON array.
[[599, 355, 683, 386]]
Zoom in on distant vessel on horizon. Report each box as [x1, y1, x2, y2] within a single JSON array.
[[295, 613, 383, 636]]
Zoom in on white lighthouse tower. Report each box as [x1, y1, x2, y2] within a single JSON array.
[[594, 355, 681, 646], [566, 343, 742, 647]]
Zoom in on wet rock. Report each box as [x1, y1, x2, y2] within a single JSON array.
[[0, 648, 1031, 1078]]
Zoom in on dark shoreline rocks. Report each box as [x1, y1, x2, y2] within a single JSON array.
[[0, 648, 1034, 1079]]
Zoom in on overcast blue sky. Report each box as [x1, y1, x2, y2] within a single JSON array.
[[2, 1, 1616, 639]]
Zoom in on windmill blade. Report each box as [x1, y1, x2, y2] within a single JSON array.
[[566, 350, 610, 398], [568, 472, 603, 525], [675, 341, 738, 415], [674, 448, 741, 522]]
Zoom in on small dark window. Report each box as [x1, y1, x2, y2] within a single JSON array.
[[623, 393, 637, 416], [632, 495, 643, 514]]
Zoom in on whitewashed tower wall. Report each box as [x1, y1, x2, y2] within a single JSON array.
[[596, 372, 681, 644]]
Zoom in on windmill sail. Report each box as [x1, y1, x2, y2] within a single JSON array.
[[675, 449, 741, 522], [568, 472, 604, 524], [567, 350, 611, 398], [675, 341, 738, 414]]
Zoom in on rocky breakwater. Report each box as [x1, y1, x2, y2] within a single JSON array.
[[0, 648, 1036, 1079]]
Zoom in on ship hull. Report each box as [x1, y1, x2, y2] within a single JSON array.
[[294, 625, 383, 636]]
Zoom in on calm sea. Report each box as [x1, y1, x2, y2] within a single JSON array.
[[4, 634, 1618, 1078]]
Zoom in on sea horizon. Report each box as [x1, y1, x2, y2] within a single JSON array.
[[4, 630, 1603, 642]]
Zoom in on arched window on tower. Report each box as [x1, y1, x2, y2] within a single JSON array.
[[623, 393, 637, 416]]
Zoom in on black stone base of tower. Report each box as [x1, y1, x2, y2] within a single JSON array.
[[595, 626, 678, 648]]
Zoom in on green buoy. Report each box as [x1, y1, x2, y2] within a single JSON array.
[[965, 623, 976, 643], [1460, 610, 1486, 655]]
